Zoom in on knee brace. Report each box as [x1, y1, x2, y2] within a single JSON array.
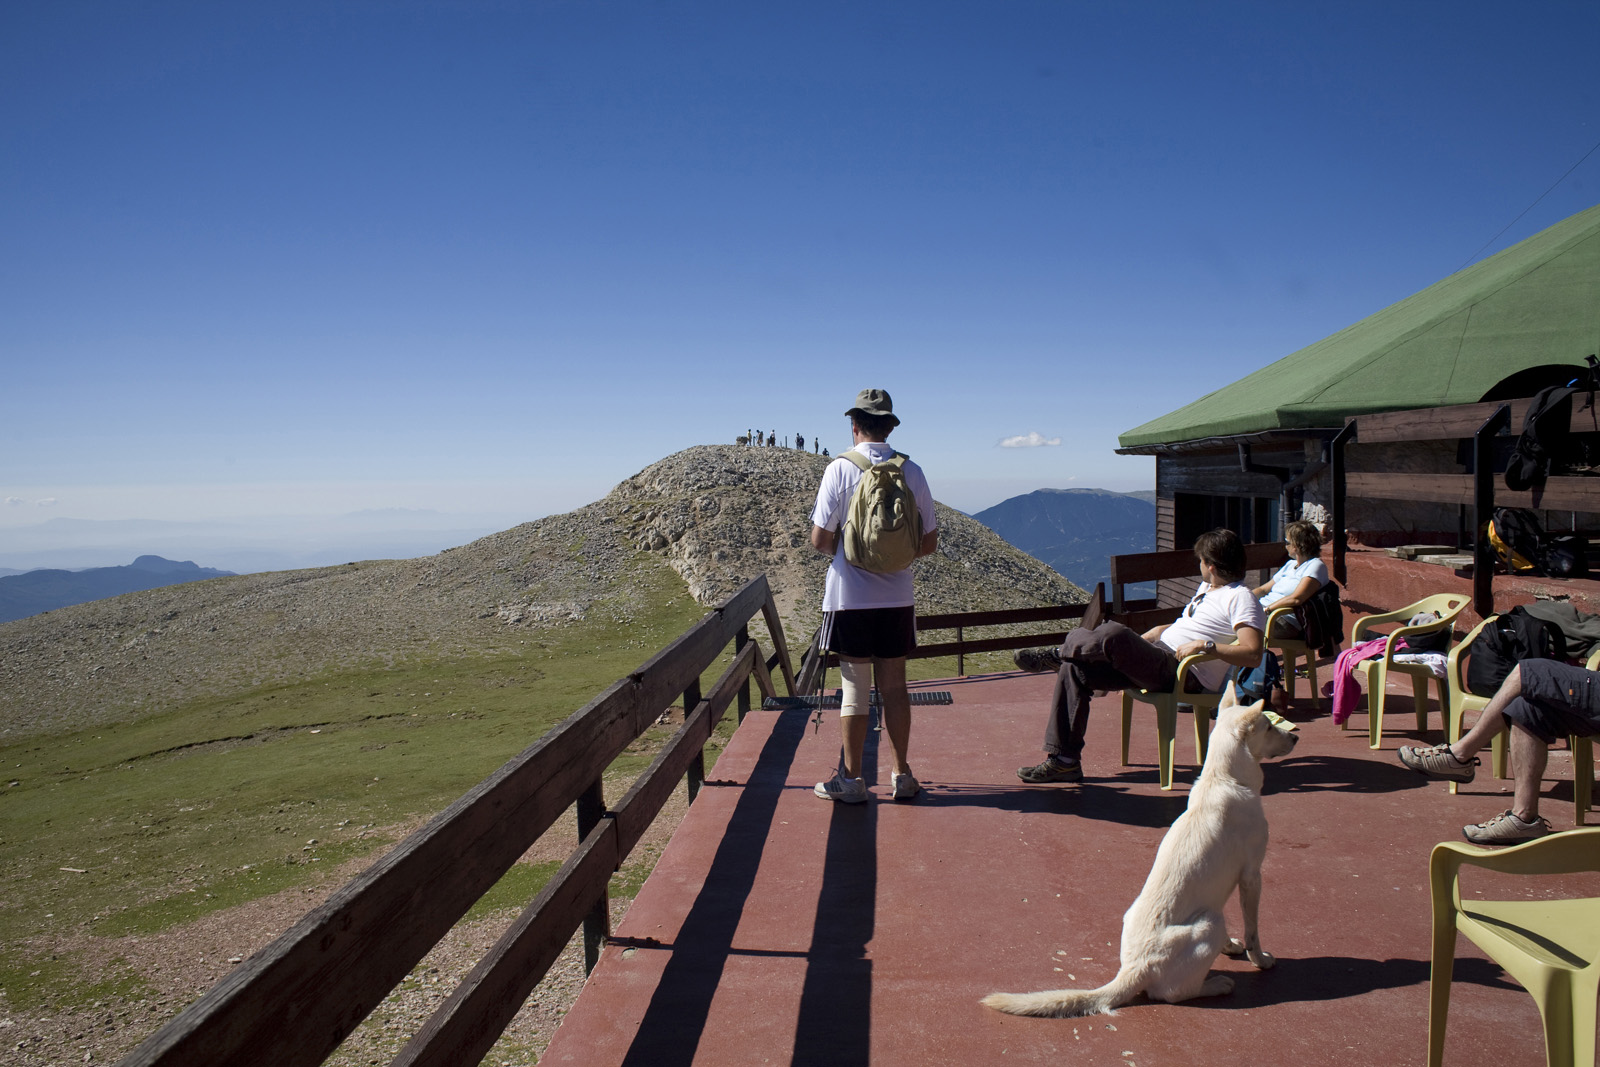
[[839, 659, 872, 718]]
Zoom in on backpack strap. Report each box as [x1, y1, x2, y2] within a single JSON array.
[[839, 449, 906, 470]]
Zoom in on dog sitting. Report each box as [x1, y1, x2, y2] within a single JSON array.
[[982, 685, 1297, 1017]]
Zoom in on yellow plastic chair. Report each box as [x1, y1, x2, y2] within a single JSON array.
[[1443, 616, 1497, 796], [1265, 602, 1324, 710], [1349, 592, 1470, 749], [1427, 828, 1600, 1067], [1121, 651, 1222, 791]]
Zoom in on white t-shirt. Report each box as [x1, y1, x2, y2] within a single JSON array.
[[1261, 557, 1329, 608], [810, 442, 937, 612], [1159, 581, 1266, 691]]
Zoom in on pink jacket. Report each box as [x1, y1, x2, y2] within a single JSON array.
[[1330, 637, 1392, 726]]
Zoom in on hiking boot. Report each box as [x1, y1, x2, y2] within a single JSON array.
[[1016, 757, 1083, 784], [815, 771, 869, 804], [891, 770, 920, 801], [1013, 647, 1063, 673], [1398, 743, 1478, 783], [1462, 809, 1551, 846]]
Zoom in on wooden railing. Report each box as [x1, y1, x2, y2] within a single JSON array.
[[1108, 543, 1289, 633], [118, 577, 798, 1067], [795, 586, 1107, 686]]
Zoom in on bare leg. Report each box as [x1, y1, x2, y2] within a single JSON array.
[[1511, 724, 1550, 822], [875, 656, 913, 776], [839, 714, 869, 779], [1450, 665, 1522, 761]]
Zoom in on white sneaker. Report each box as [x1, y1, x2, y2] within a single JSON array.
[[891, 771, 920, 801], [815, 772, 868, 803]]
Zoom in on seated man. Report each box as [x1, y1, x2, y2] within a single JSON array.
[[1011, 528, 1266, 783], [1398, 658, 1599, 844]]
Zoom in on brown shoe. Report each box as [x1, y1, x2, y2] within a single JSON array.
[[1398, 743, 1478, 783], [1462, 809, 1551, 846], [1013, 647, 1063, 673]]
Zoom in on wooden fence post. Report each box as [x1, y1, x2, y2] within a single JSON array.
[[576, 780, 609, 973], [735, 626, 752, 723], [683, 678, 704, 803]]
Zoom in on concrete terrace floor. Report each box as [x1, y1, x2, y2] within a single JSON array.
[[539, 670, 1598, 1067]]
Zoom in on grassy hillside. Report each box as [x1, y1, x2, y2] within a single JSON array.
[[0, 444, 1084, 1061]]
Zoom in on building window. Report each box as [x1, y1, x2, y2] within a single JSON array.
[[1174, 492, 1279, 548]]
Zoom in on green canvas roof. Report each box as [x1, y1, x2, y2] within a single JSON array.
[[1118, 202, 1600, 450]]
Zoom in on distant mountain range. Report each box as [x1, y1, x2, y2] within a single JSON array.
[[973, 488, 1156, 594], [0, 555, 236, 624]]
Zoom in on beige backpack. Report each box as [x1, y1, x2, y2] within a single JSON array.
[[838, 451, 923, 573]]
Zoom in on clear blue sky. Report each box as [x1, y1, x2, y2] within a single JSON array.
[[5, 1, 1600, 553]]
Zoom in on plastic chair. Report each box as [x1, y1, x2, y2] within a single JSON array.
[[1265, 602, 1323, 710], [1443, 616, 1497, 796], [1121, 651, 1221, 791], [1427, 828, 1600, 1067], [1466, 636, 1598, 824], [1349, 592, 1470, 749]]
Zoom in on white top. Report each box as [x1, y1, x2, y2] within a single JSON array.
[[1159, 581, 1266, 691], [810, 442, 937, 612], [1260, 556, 1329, 608]]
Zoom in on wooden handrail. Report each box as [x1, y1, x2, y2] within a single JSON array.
[[117, 577, 791, 1067]]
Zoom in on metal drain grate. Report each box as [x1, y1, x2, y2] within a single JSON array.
[[762, 690, 952, 710]]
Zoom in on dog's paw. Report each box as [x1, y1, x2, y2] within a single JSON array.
[[1222, 938, 1247, 957], [1247, 949, 1276, 970]]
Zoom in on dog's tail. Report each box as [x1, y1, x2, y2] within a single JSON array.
[[980, 964, 1147, 1018]]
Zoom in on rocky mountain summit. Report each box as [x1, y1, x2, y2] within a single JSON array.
[[1, 445, 1084, 740]]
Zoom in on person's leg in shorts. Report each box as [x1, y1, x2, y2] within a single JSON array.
[[1400, 659, 1600, 839], [816, 607, 917, 801]]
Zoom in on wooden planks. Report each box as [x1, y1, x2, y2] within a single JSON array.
[[1347, 472, 1600, 510]]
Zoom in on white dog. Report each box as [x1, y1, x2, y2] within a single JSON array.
[[982, 685, 1297, 1017]]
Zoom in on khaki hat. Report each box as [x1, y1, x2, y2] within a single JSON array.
[[845, 388, 900, 426]]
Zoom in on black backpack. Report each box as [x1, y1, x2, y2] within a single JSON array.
[[1464, 606, 1566, 697], [1504, 356, 1600, 492], [1296, 580, 1344, 658], [1488, 507, 1547, 575], [1487, 506, 1591, 578]]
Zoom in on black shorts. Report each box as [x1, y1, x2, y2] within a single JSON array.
[[1504, 659, 1600, 743], [823, 606, 918, 660]]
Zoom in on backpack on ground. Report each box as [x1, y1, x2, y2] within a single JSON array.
[[1488, 507, 1546, 575], [1487, 507, 1592, 578], [839, 450, 924, 573], [1295, 579, 1344, 658], [1464, 605, 1566, 697]]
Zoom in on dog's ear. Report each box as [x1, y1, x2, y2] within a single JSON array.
[[1219, 680, 1239, 710], [1233, 705, 1265, 740]]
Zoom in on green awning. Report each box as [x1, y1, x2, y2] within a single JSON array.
[[1119, 202, 1600, 450]]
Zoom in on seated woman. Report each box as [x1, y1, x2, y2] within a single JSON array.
[[1011, 528, 1265, 783], [1253, 519, 1328, 638]]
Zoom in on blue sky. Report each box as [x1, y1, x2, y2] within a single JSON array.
[[5, 2, 1600, 567]]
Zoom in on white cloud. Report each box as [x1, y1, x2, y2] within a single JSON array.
[[35, 498, 57, 507], [997, 431, 1062, 448], [4, 497, 20, 506]]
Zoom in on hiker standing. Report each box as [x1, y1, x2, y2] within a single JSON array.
[[808, 388, 938, 802]]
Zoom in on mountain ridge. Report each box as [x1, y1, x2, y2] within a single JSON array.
[[0, 555, 237, 624], [1, 445, 1085, 741], [974, 486, 1156, 592]]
